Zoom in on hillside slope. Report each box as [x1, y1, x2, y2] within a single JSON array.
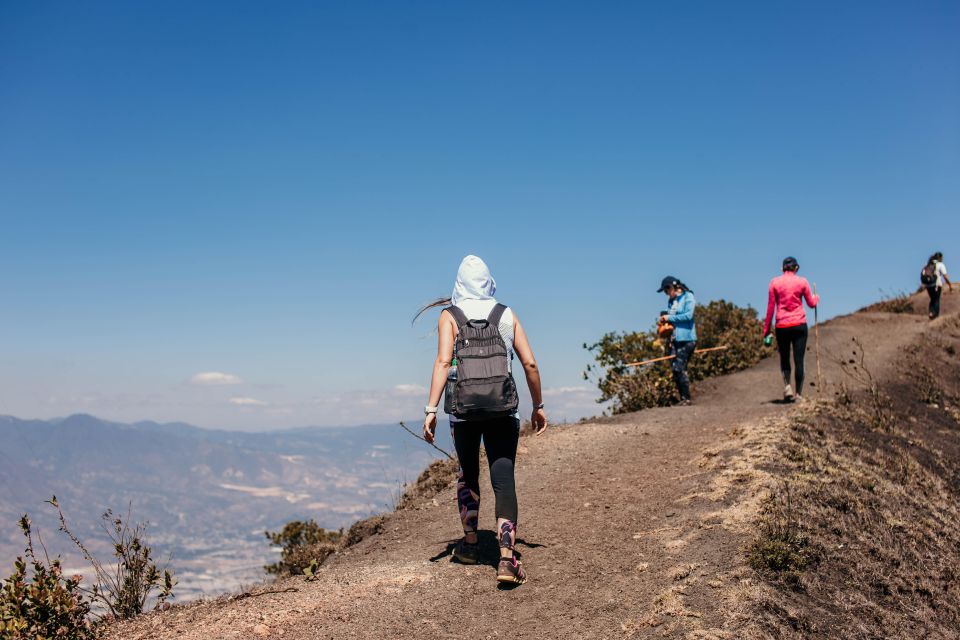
[[108, 292, 959, 639]]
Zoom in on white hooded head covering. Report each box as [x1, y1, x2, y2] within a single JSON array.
[[451, 255, 496, 306]]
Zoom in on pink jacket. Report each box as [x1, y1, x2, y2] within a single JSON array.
[[763, 271, 819, 335]]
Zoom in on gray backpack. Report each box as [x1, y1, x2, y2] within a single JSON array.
[[443, 304, 519, 419]]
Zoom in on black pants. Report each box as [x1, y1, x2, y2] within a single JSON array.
[[927, 286, 942, 318], [776, 324, 808, 393], [451, 416, 520, 534], [671, 340, 696, 401]]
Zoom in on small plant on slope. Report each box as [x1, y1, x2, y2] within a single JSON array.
[[50, 496, 176, 620], [264, 520, 341, 576], [0, 515, 97, 639]]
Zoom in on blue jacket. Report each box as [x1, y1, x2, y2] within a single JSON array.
[[666, 291, 697, 342]]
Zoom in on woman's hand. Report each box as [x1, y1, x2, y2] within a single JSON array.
[[532, 407, 547, 436], [423, 413, 438, 443]]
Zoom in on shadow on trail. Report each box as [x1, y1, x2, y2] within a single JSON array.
[[429, 530, 546, 568]]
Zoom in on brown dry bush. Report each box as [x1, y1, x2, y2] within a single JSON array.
[[859, 291, 915, 314], [341, 515, 385, 548], [396, 458, 458, 509], [584, 300, 773, 412], [829, 337, 894, 430]]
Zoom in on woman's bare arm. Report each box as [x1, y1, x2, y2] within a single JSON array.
[[423, 310, 455, 442], [513, 315, 548, 434]]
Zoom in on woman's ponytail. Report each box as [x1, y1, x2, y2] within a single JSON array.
[[412, 297, 453, 325]]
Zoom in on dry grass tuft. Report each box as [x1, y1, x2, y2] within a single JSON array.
[[859, 291, 916, 314]]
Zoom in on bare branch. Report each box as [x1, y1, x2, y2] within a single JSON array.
[[398, 421, 455, 461]]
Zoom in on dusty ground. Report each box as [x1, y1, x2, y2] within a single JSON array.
[[108, 292, 958, 640]]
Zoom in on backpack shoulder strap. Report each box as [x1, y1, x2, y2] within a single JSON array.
[[444, 305, 469, 331], [486, 303, 508, 328]]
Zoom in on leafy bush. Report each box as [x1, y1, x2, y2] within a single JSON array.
[[584, 300, 773, 413], [50, 497, 176, 620], [264, 520, 341, 576], [0, 516, 97, 639]]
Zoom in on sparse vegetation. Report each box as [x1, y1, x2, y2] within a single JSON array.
[[1, 497, 175, 638], [860, 290, 915, 314], [746, 332, 960, 637], [50, 497, 175, 620], [396, 458, 459, 509], [584, 300, 773, 412], [748, 483, 812, 589], [342, 515, 385, 548], [0, 516, 98, 639], [264, 520, 341, 576], [829, 337, 893, 429]]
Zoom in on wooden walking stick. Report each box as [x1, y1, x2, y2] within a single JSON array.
[[814, 283, 822, 393], [624, 345, 729, 368]]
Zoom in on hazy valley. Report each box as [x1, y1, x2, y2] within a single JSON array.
[[0, 414, 450, 600]]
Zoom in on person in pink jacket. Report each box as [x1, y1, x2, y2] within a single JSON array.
[[763, 257, 819, 401]]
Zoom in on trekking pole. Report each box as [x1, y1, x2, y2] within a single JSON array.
[[624, 345, 728, 368], [814, 284, 822, 394]]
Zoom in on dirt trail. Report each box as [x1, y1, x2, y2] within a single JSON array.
[[111, 293, 956, 640]]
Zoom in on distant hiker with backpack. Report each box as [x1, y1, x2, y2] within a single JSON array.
[[763, 257, 819, 402], [416, 255, 547, 585], [657, 276, 697, 406], [921, 252, 952, 320]]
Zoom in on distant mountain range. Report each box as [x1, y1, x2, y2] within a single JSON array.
[[0, 414, 452, 600]]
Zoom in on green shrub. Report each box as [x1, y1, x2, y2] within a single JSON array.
[[265, 520, 341, 575], [0, 516, 97, 639], [584, 299, 773, 413], [50, 497, 175, 620]]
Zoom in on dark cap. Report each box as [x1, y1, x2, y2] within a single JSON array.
[[658, 276, 680, 293], [782, 256, 799, 271]]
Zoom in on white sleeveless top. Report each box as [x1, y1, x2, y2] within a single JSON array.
[[447, 299, 517, 422]]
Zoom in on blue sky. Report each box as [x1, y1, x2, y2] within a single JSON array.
[[0, 1, 957, 429]]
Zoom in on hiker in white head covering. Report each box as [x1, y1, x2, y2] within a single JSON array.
[[451, 255, 496, 305], [449, 255, 507, 326], [413, 255, 547, 586]]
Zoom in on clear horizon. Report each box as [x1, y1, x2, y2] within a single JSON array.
[[1, 2, 957, 430]]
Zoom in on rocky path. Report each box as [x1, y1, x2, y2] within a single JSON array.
[[110, 293, 954, 639]]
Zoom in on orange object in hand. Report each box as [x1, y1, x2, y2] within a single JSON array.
[[657, 320, 674, 339]]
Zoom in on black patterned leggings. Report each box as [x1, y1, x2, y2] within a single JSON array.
[[451, 417, 520, 546]]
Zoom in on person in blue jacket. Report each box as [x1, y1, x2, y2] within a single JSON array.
[[658, 276, 697, 405]]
